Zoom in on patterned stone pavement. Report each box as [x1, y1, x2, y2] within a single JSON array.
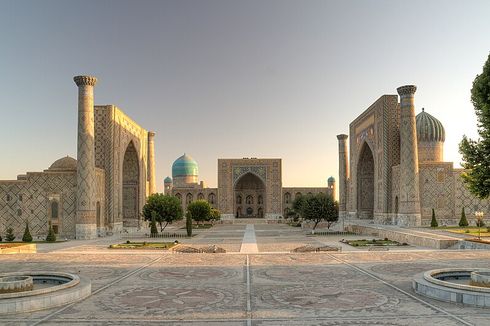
[[1, 225, 489, 325]]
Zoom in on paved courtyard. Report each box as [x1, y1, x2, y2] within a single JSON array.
[[1, 224, 490, 325]]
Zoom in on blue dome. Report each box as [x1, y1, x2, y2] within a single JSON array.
[[172, 154, 198, 178], [328, 176, 335, 183], [164, 176, 172, 183]]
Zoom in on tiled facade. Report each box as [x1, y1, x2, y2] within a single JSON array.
[[167, 158, 335, 221], [0, 77, 154, 239], [338, 85, 489, 226]]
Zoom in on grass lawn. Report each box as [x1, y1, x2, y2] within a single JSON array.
[[343, 239, 407, 247], [0, 243, 28, 249], [109, 241, 177, 250], [434, 226, 490, 237]]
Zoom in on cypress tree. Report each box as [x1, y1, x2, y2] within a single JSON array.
[[430, 208, 438, 228], [22, 222, 33, 242], [5, 227, 15, 242], [150, 212, 158, 237], [186, 213, 193, 237], [459, 207, 469, 227], [46, 222, 56, 242]]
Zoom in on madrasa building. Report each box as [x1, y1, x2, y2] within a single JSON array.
[[164, 155, 336, 220], [0, 76, 156, 240], [337, 84, 489, 227]]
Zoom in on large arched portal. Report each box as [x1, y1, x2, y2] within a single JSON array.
[[122, 141, 140, 227], [357, 142, 374, 219], [234, 173, 265, 218]]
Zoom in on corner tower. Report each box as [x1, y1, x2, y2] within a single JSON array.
[[74, 75, 98, 239], [337, 134, 349, 218], [147, 131, 157, 194], [396, 85, 421, 226]]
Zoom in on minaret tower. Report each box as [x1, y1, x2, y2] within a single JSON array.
[[337, 134, 349, 218], [396, 85, 421, 226], [148, 131, 157, 194], [74, 75, 98, 239]]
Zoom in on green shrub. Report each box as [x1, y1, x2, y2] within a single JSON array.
[[126, 240, 131, 244], [0, 235, 2, 242], [430, 208, 438, 228], [459, 207, 469, 227], [465, 229, 470, 233], [46, 222, 56, 242], [5, 227, 15, 242], [22, 222, 33, 242], [384, 237, 388, 241]]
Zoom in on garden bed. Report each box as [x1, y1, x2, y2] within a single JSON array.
[[180, 224, 213, 230], [342, 238, 408, 247], [109, 241, 177, 250]]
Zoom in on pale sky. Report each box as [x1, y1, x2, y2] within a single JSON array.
[[1, 0, 489, 193]]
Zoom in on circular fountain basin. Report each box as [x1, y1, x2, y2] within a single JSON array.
[[0, 271, 91, 314], [471, 271, 490, 287], [0, 276, 33, 294], [413, 268, 490, 307]]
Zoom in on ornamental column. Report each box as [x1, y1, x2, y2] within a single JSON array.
[[337, 134, 349, 218], [148, 131, 157, 194], [397, 85, 421, 226], [74, 75, 98, 239]]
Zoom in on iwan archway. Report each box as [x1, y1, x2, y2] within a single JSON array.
[[122, 141, 140, 227], [234, 172, 265, 218], [357, 142, 374, 219]]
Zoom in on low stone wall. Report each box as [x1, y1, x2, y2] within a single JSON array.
[[0, 244, 36, 254], [452, 240, 490, 250], [345, 224, 459, 249]]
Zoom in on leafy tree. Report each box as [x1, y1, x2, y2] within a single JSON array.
[[459, 207, 469, 227], [142, 194, 183, 232], [289, 195, 306, 221], [459, 53, 490, 199], [210, 208, 221, 221], [149, 211, 158, 237], [186, 212, 192, 237], [430, 209, 438, 228], [299, 193, 339, 230], [186, 200, 211, 225], [46, 222, 56, 242], [5, 227, 15, 242], [22, 222, 33, 242]]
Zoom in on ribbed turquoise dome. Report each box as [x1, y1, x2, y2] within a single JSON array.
[[416, 108, 445, 142], [164, 176, 172, 183], [172, 154, 198, 178], [328, 176, 335, 183]]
